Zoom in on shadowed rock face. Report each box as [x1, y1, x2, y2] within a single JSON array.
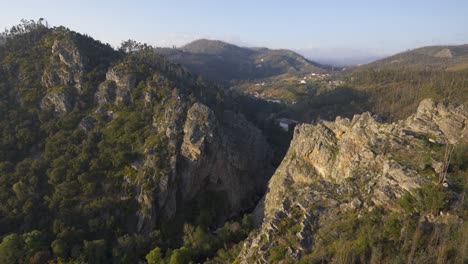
[[239, 99, 466, 263], [95, 64, 136, 106], [180, 103, 272, 210], [136, 100, 274, 232], [34, 32, 274, 234], [41, 38, 84, 93]]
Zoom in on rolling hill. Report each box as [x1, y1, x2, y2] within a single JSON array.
[[155, 39, 327, 85], [357, 44, 468, 71], [282, 44, 468, 123]]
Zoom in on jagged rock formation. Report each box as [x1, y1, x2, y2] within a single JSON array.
[[180, 103, 272, 210], [239, 99, 466, 263], [134, 91, 273, 232], [406, 98, 467, 144], [39, 35, 85, 114], [40, 90, 72, 115], [95, 63, 136, 105], [6, 25, 274, 237], [41, 38, 84, 92]]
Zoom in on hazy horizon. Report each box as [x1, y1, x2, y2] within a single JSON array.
[[2, 0, 467, 65]]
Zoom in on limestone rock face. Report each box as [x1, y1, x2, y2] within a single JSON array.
[[239, 99, 466, 263], [39, 36, 85, 115], [40, 90, 72, 115], [137, 90, 190, 230], [131, 88, 273, 232], [406, 98, 467, 144], [180, 103, 272, 211], [181, 103, 216, 162], [95, 64, 136, 105], [41, 38, 84, 93]]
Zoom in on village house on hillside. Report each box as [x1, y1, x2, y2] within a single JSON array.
[[276, 118, 299, 132]]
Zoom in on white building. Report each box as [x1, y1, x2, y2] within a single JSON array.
[[277, 118, 299, 132]]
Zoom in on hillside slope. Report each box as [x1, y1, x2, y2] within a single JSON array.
[[358, 44, 468, 71], [0, 22, 274, 263], [341, 45, 468, 122], [285, 44, 468, 124], [155, 39, 326, 85]]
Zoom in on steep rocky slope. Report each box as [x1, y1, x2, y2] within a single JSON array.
[[0, 23, 274, 263], [49, 33, 273, 226], [239, 99, 466, 263]]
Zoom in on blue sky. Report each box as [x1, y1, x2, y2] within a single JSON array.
[[1, 0, 467, 63]]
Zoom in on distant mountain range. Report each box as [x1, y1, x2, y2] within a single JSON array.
[[155, 39, 328, 85], [295, 48, 385, 66], [154, 39, 468, 122], [357, 44, 468, 71]]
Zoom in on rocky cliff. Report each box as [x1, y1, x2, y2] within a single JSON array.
[[180, 103, 272, 210], [0, 24, 276, 263], [239, 99, 466, 263], [132, 82, 273, 232]]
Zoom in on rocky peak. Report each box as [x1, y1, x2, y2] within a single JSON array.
[[240, 99, 466, 262], [406, 98, 466, 144]]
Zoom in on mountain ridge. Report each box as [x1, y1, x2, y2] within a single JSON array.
[[0, 22, 276, 263], [155, 39, 328, 85], [357, 43, 468, 71]]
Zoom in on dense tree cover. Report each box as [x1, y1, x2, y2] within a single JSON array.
[[348, 68, 468, 121], [144, 215, 253, 264], [0, 21, 279, 263], [284, 67, 468, 123]]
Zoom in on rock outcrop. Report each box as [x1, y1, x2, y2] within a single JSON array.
[[121, 75, 274, 232], [41, 38, 84, 93], [95, 64, 136, 105], [40, 90, 72, 115], [136, 100, 273, 231], [406, 98, 467, 144], [39, 35, 84, 115], [239, 99, 466, 263], [180, 103, 272, 211]]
